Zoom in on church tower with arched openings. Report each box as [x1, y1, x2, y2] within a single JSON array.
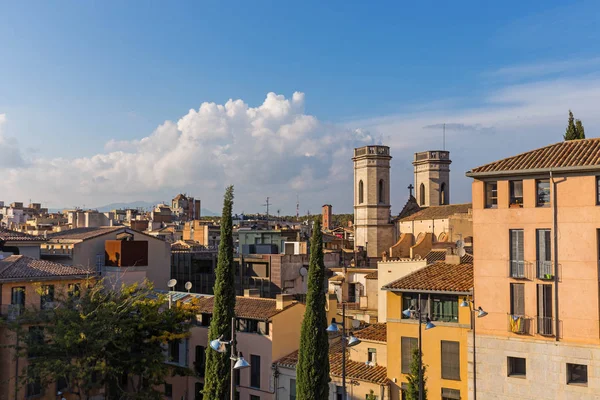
[[353, 145, 395, 259], [413, 150, 451, 207]]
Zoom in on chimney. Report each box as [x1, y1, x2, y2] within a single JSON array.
[[445, 247, 461, 265], [276, 294, 295, 310], [244, 289, 261, 298]]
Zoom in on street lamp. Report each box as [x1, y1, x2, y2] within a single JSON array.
[[460, 298, 487, 400], [208, 317, 250, 400], [402, 294, 436, 400], [326, 302, 361, 400]]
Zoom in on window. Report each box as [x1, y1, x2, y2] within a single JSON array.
[[234, 367, 240, 386], [200, 313, 212, 326], [56, 376, 68, 393], [238, 319, 269, 335], [28, 326, 44, 358], [509, 180, 523, 206], [68, 283, 81, 298], [431, 295, 459, 322], [40, 284, 55, 309], [567, 363, 588, 386], [195, 382, 204, 400], [440, 182, 447, 205], [510, 283, 525, 316], [336, 386, 344, 400], [358, 180, 364, 204], [401, 337, 418, 373], [11, 286, 25, 306], [536, 179, 550, 207], [441, 341, 460, 380], [507, 356, 526, 377], [290, 379, 296, 400], [420, 183, 426, 206], [164, 383, 173, 397], [26, 367, 42, 397], [195, 345, 206, 377], [368, 348, 377, 364], [536, 229, 552, 278], [378, 179, 385, 204], [485, 182, 497, 208], [537, 284, 553, 336], [509, 229, 525, 278], [441, 388, 461, 400], [250, 354, 261, 388], [168, 340, 180, 364], [597, 176, 600, 205], [250, 395, 260, 400]]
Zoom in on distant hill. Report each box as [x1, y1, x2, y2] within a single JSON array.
[[50, 201, 218, 216]]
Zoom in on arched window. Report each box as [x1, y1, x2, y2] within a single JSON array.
[[378, 180, 385, 204], [358, 180, 364, 204], [420, 183, 426, 206], [440, 182, 447, 205]]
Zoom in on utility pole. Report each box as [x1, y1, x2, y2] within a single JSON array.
[[262, 197, 270, 226]]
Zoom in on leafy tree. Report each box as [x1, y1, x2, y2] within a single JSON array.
[[366, 389, 378, 400], [405, 347, 427, 400], [6, 280, 197, 400], [203, 185, 236, 400], [296, 219, 330, 400], [564, 110, 585, 140]]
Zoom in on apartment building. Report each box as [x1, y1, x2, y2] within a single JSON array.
[[383, 256, 473, 400], [466, 138, 600, 398], [0, 256, 94, 400]]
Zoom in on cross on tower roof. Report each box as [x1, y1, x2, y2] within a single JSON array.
[[408, 184, 414, 197]]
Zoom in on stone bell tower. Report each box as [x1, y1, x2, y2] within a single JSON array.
[[353, 145, 395, 259], [413, 150, 451, 207]]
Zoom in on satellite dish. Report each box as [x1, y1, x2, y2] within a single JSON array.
[[352, 319, 360, 329], [185, 281, 192, 291], [167, 279, 177, 288], [299, 267, 308, 277], [456, 240, 464, 248], [457, 247, 466, 257]]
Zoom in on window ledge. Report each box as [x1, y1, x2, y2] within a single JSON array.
[[567, 382, 588, 387], [508, 374, 526, 379]]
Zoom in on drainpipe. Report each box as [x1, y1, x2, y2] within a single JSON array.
[[550, 170, 559, 341]]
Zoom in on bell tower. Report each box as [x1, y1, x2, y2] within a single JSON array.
[[413, 150, 451, 207], [353, 145, 395, 259]]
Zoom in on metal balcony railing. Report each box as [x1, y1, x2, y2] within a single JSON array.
[[509, 260, 532, 279], [507, 314, 532, 335], [536, 316, 555, 337], [536, 261, 554, 280], [40, 247, 73, 256]]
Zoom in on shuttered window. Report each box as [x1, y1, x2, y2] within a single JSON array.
[[510, 229, 524, 262], [537, 229, 551, 261], [441, 388, 461, 400], [510, 283, 525, 316], [441, 341, 460, 380], [401, 337, 418, 373], [250, 354, 261, 388]]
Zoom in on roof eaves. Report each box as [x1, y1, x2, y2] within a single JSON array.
[[382, 287, 471, 295], [466, 164, 600, 178]]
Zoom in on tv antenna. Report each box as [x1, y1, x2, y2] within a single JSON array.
[[296, 194, 300, 220], [262, 197, 271, 222], [443, 123, 446, 151]]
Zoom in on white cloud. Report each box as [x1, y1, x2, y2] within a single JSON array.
[[0, 114, 27, 168]]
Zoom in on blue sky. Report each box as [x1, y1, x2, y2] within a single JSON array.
[[2, 1, 600, 214]]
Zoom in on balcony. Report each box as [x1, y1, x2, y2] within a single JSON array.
[[536, 316, 556, 337], [0, 304, 24, 321], [507, 314, 532, 335], [40, 247, 73, 257], [536, 261, 554, 280], [508, 260, 533, 280]]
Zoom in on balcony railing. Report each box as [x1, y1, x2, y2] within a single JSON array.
[[0, 304, 24, 321], [536, 316, 555, 337], [536, 261, 554, 280], [40, 247, 73, 257], [508, 260, 532, 279], [507, 314, 532, 335]]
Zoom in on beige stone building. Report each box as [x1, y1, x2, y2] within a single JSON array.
[[413, 150, 451, 207], [467, 138, 600, 399]]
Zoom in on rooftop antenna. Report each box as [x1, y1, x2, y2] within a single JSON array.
[[296, 194, 300, 221], [443, 123, 446, 151], [262, 197, 271, 222]]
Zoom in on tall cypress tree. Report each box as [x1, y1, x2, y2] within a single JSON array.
[[406, 348, 427, 400], [297, 219, 330, 400], [564, 110, 585, 140], [203, 185, 236, 400], [575, 119, 586, 139]]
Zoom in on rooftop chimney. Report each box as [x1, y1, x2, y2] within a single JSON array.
[[276, 294, 295, 310], [244, 289, 261, 298], [445, 247, 461, 265]]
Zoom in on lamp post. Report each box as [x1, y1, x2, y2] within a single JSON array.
[[460, 298, 487, 400], [209, 317, 250, 400], [402, 294, 436, 400], [326, 303, 361, 400]]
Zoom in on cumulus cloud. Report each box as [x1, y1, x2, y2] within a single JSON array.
[[1, 93, 373, 211]]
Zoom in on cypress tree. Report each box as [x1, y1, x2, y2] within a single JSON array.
[[406, 348, 427, 400], [564, 110, 579, 140], [203, 185, 236, 400], [575, 119, 586, 139], [296, 219, 330, 400]]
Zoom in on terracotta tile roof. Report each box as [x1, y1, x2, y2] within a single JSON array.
[[275, 340, 388, 384], [48, 226, 123, 241], [467, 138, 600, 176], [329, 274, 345, 282], [365, 271, 378, 280], [354, 323, 386, 343], [196, 296, 298, 320], [383, 261, 473, 293], [397, 203, 471, 222], [425, 249, 473, 265], [0, 255, 92, 281], [0, 228, 44, 242]]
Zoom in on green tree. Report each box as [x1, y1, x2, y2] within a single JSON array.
[[203, 185, 236, 400], [405, 347, 427, 400], [7, 280, 197, 400], [564, 110, 586, 140], [366, 389, 378, 400], [296, 219, 330, 400]]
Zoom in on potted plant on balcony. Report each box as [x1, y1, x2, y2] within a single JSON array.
[[544, 273, 554, 280]]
